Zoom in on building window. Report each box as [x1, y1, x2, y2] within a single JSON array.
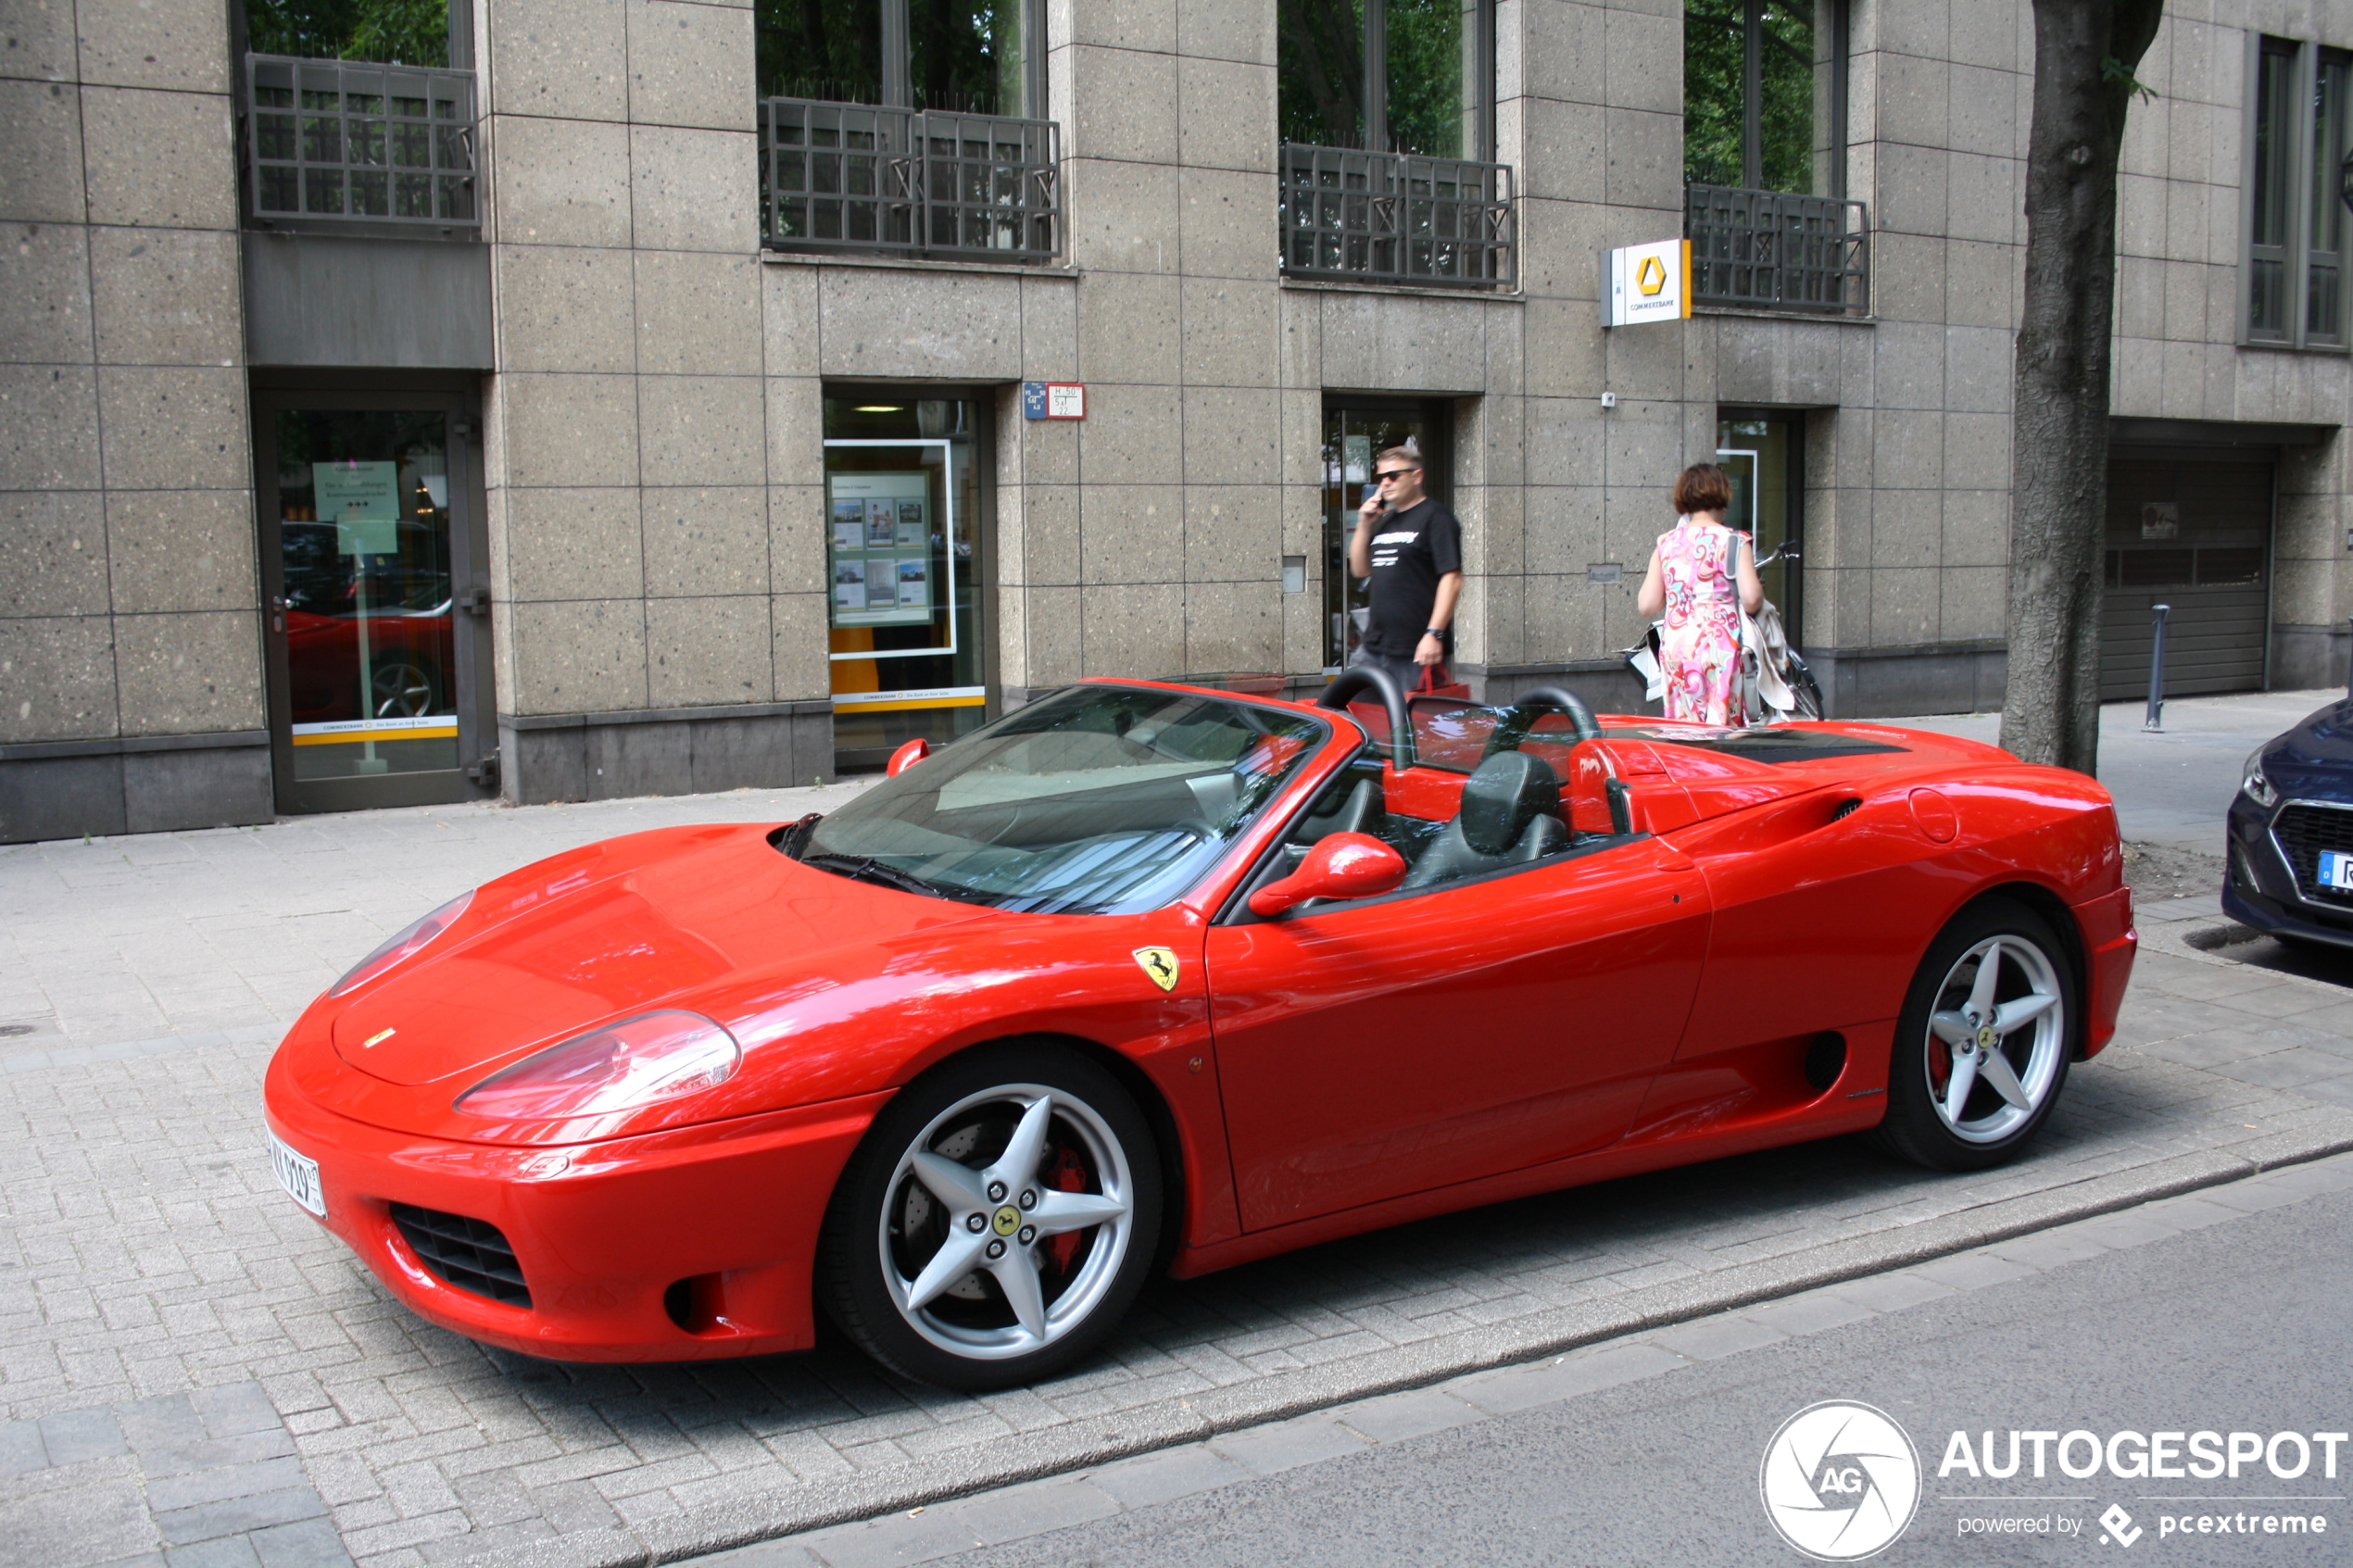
[[242, 0, 459, 67], [1278, 0, 1497, 162], [1682, 0, 1844, 195], [2245, 36, 2349, 348], [756, 0, 1044, 118]]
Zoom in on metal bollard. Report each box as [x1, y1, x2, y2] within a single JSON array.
[[2143, 603, 2171, 733]]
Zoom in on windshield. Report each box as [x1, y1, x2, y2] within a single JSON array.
[[800, 684, 1330, 914]]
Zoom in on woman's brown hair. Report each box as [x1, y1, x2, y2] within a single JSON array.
[[1672, 463, 1733, 516]]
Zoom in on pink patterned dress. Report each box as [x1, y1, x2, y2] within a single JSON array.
[[1655, 518, 1748, 725]]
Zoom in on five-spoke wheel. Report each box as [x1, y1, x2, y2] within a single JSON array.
[[1874, 899, 2076, 1171], [820, 1044, 1162, 1389]]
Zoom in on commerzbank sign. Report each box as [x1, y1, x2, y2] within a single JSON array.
[[1601, 237, 1691, 327]]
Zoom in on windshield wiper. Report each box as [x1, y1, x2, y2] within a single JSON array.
[[800, 853, 947, 897]]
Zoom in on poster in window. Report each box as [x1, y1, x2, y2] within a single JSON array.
[[896, 558, 930, 608], [833, 558, 866, 610], [315, 461, 401, 555], [832, 497, 865, 551], [825, 472, 938, 628]]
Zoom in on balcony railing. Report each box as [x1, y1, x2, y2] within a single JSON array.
[[1685, 184, 1869, 314], [243, 55, 477, 230], [1279, 144, 1514, 289], [761, 98, 1062, 263]]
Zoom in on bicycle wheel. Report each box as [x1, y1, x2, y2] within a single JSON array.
[[1786, 655, 1824, 720]]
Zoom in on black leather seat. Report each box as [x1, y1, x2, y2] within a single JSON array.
[[1401, 750, 1569, 888], [1299, 774, 1384, 841]]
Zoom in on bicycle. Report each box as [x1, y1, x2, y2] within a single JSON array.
[[1621, 541, 1823, 723]]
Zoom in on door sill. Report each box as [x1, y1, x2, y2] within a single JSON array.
[[280, 769, 480, 815]]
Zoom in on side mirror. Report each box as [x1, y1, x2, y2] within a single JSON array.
[[886, 737, 930, 777], [1248, 832, 1407, 917]]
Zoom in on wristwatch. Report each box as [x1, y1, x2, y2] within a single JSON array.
[[1423, 628, 1446, 638]]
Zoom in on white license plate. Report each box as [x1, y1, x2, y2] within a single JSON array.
[[2322, 850, 2353, 892], [268, 1129, 326, 1218]]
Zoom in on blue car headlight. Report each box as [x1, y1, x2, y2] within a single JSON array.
[[2240, 746, 2279, 810]]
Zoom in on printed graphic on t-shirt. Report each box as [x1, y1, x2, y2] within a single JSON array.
[[1370, 528, 1421, 569]]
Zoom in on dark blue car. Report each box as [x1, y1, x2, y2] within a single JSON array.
[[2225, 694, 2353, 950]]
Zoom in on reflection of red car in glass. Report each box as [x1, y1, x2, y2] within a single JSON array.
[[263, 675, 2136, 1391], [285, 607, 456, 723], [281, 521, 455, 723]]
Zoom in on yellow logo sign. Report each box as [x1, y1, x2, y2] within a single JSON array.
[[362, 1027, 396, 1048], [992, 1205, 1021, 1236], [1636, 255, 1667, 295], [1132, 947, 1180, 992]]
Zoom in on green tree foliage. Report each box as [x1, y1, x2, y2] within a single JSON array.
[[1682, 0, 1817, 193], [1278, 0, 1365, 148], [756, 0, 884, 103], [1384, 0, 1463, 158], [245, 0, 448, 66], [752, 0, 1026, 113]]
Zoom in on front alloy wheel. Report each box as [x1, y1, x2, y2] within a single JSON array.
[[821, 1045, 1162, 1389], [1873, 899, 2076, 1171]]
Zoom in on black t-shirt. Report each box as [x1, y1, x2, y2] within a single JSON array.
[[1362, 498, 1463, 656]]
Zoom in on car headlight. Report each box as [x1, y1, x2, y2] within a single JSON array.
[[2240, 747, 2279, 810], [330, 889, 474, 997], [452, 1010, 740, 1120]]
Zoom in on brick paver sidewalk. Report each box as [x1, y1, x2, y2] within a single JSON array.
[[2, 777, 2350, 1568]]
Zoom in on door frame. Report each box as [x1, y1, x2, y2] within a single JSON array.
[[1320, 395, 1457, 671], [1715, 406, 1806, 646], [250, 371, 495, 815]]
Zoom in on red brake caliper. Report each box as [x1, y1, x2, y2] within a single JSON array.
[[1048, 1145, 1088, 1272]]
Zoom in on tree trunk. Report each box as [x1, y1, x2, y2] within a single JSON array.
[[1999, 0, 2165, 774]]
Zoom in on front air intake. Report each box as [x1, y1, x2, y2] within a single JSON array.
[[390, 1203, 532, 1308]]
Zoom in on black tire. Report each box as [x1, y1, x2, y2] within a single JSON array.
[[1870, 898, 2077, 1172], [818, 1042, 1163, 1390]]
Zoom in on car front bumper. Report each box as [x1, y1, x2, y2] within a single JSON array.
[[262, 1048, 887, 1361], [2224, 793, 2353, 951]]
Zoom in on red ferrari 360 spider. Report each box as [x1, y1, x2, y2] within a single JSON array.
[[262, 672, 2136, 1389]]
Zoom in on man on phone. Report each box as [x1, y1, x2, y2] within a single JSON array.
[[1348, 445, 1463, 690]]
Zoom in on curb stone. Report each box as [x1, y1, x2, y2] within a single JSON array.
[[448, 1115, 2353, 1568]]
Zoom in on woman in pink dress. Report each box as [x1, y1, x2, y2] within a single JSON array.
[[1635, 463, 1764, 725]]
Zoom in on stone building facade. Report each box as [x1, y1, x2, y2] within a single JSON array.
[[3, 0, 2350, 843]]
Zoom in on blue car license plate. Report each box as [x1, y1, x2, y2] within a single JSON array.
[[2322, 849, 2353, 891]]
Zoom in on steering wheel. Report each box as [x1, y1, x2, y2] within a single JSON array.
[[1480, 685, 1603, 759]]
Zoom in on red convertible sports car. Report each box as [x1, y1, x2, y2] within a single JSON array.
[[263, 671, 2137, 1389]]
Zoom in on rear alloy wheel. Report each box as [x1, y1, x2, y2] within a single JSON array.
[[820, 1045, 1162, 1390], [1872, 899, 2075, 1172]]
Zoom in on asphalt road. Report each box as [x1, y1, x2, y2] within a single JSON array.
[[766, 1168, 2353, 1568]]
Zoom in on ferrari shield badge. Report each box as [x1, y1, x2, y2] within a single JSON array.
[[1132, 947, 1181, 992]]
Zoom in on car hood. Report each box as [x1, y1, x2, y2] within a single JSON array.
[[328, 823, 990, 1088], [2263, 696, 2353, 785]]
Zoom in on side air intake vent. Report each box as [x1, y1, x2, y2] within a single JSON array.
[[390, 1203, 532, 1308], [1831, 797, 1863, 822]]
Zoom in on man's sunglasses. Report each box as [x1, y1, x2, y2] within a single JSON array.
[[1374, 468, 1419, 482]]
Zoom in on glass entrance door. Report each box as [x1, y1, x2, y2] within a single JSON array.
[[822, 395, 989, 771], [257, 394, 492, 813], [1321, 401, 1451, 669], [1716, 411, 1804, 643]]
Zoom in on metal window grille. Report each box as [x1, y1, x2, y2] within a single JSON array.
[[244, 54, 478, 228], [1278, 144, 1515, 289], [1686, 184, 1869, 314], [761, 97, 1061, 262]]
